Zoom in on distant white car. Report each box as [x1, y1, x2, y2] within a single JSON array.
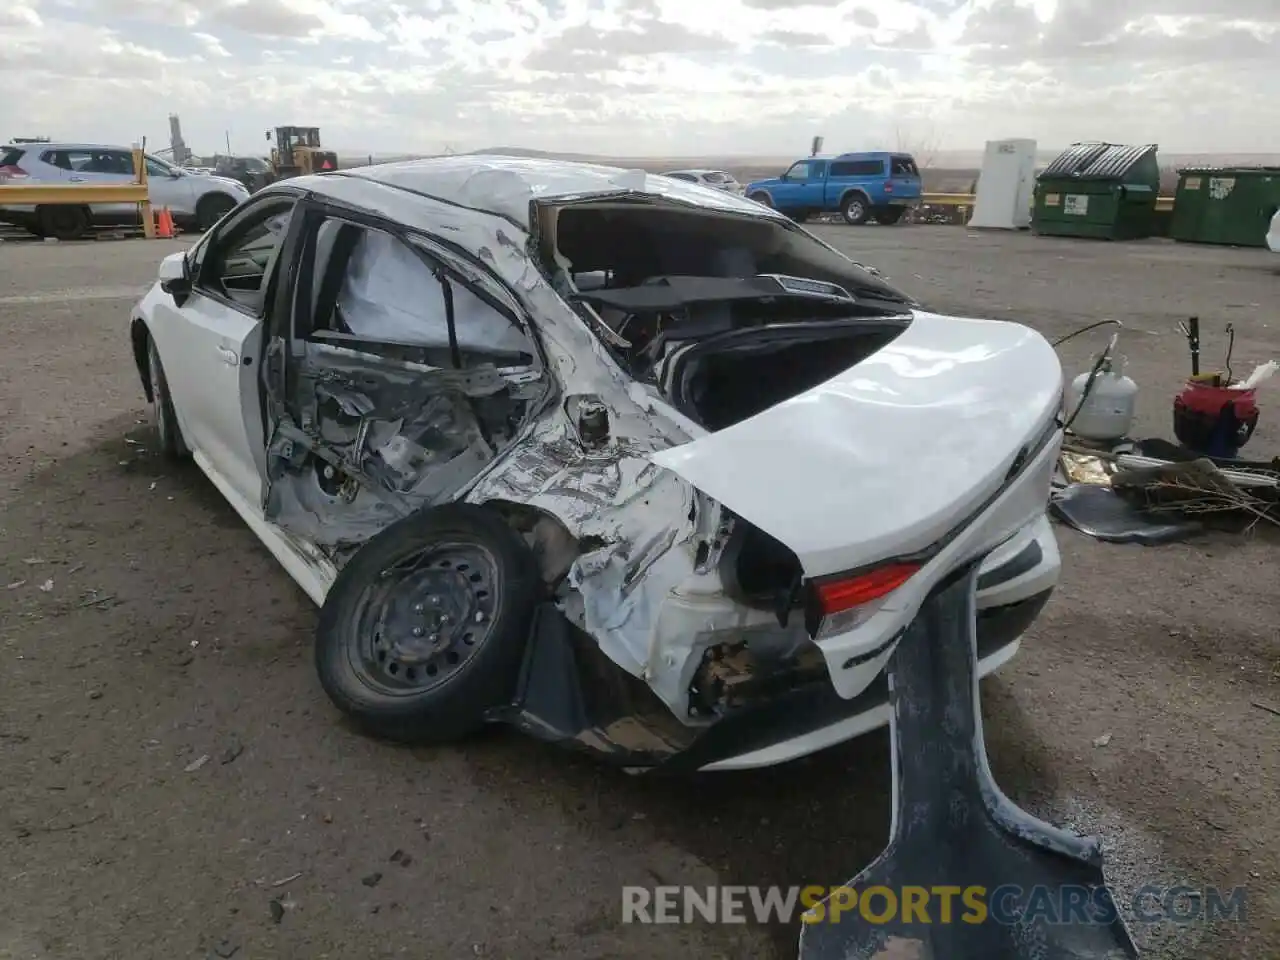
[[0, 141, 250, 240], [661, 168, 745, 195], [1268, 209, 1279, 254]]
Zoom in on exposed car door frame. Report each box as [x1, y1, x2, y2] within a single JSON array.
[[163, 187, 307, 510], [258, 195, 555, 544]]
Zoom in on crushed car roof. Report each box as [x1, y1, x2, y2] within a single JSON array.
[[329, 154, 784, 229]]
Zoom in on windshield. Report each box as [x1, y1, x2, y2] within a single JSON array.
[[146, 155, 176, 175], [703, 171, 730, 183]]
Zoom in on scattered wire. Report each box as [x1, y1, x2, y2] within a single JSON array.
[[1224, 323, 1235, 384], [1051, 318, 1123, 347]]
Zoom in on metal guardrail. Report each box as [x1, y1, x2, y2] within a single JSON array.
[[920, 192, 1176, 212], [0, 147, 155, 238], [0, 183, 149, 203]]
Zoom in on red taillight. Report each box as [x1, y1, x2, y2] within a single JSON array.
[[814, 563, 920, 615], [883, 180, 894, 193], [0, 164, 27, 180]]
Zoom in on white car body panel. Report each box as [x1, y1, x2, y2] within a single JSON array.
[[1267, 209, 1280, 253], [143, 276, 267, 508], [650, 311, 1063, 577], [131, 155, 1064, 768]]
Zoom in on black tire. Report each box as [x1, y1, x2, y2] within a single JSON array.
[[315, 504, 540, 744], [37, 205, 90, 241], [147, 337, 188, 460], [196, 193, 237, 231], [840, 193, 870, 225], [875, 207, 905, 225], [748, 191, 774, 208]]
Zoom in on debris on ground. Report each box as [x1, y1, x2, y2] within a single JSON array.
[[271, 872, 302, 887], [220, 737, 244, 765], [1093, 732, 1113, 747], [1052, 437, 1280, 542], [38, 579, 53, 592], [269, 899, 285, 924], [361, 872, 383, 888], [210, 939, 238, 958], [184, 754, 210, 772]]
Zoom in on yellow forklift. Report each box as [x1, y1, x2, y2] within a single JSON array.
[[265, 126, 339, 181]]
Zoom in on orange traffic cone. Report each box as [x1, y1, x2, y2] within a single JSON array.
[[156, 207, 175, 239]]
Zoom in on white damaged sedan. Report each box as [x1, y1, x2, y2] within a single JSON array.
[[129, 155, 1063, 772]]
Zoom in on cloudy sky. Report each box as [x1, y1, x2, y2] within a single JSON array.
[[1, 0, 1276, 157]]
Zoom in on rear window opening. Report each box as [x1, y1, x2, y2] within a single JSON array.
[[541, 199, 914, 429], [546, 200, 909, 304], [667, 323, 907, 430], [891, 156, 920, 177]]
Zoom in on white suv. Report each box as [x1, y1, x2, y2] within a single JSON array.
[[661, 169, 745, 194], [0, 142, 250, 240]]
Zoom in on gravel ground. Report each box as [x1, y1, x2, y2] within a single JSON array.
[[1, 226, 1277, 960]]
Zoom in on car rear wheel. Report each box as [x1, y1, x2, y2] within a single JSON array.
[[147, 337, 188, 460], [196, 193, 237, 231], [37, 205, 90, 241], [315, 504, 540, 744], [840, 194, 870, 226]]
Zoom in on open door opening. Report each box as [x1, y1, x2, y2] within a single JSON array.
[[262, 211, 549, 557]]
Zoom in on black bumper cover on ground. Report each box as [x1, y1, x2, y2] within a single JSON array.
[[797, 566, 1138, 960]]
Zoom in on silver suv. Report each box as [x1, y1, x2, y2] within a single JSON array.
[[0, 142, 251, 239]]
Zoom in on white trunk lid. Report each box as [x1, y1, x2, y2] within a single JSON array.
[[650, 310, 1064, 578]]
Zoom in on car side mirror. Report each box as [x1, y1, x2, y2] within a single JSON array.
[[158, 251, 192, 305], [169, 169, 183, 178]]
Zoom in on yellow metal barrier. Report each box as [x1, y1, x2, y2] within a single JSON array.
[[920, 192, 1175, 212], [0, 147, 155, 238]]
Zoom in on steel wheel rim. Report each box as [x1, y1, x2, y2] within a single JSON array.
[[847, 200, 864, 220], [347, 541, 501, 696]]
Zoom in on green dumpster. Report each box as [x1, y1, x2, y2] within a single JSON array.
[[1032, 142, 1160, 240], [1170, 167, 1280, 247]]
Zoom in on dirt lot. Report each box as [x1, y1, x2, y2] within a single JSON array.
[[1, 227, 1277, 960]]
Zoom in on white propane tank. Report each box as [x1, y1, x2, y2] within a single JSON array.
[[1067, 355, 1138, 442]]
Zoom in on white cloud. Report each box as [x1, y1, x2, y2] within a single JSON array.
[[0, 0, 1276, 156]]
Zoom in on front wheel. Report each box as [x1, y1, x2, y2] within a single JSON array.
[[748, 192, 774, 208], [315, 504, 540, 744], [196, 193, 237, 231], [840, 194, 870, 226], [147, 337, 188, 460], [36, 205, 90, 241]]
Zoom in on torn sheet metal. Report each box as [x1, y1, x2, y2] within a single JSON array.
[[464, 411, 746, 718], [799, 568, 1139, 960], [266, 344, 541, 550]]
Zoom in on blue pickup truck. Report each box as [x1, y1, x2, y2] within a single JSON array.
[[744, 152, 922, 225]]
